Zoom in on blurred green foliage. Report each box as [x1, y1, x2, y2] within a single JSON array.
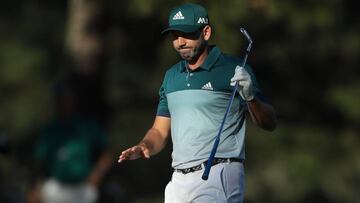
[[0, 0, 359, 202]]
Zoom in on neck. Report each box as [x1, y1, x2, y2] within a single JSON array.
[[188, 46, 209, 70]]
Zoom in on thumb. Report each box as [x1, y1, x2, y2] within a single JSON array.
[[141, 146, 151, 159]]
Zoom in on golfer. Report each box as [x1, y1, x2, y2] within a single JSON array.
[[118, 3, 277, 203]]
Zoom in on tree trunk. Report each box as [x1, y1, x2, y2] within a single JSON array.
[[65, 0, 102, 74]]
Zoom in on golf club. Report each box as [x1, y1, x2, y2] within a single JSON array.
[[202, 27, 253, 180]]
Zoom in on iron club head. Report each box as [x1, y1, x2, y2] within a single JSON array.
[[240, 28, 252, 53], [240, 28, 253, 44]]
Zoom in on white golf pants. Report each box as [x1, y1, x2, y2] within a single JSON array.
[[165, 162, 245, 203], [41, 179, 98, 203]]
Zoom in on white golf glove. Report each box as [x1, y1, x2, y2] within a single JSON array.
[[230, 65, 254, 101]]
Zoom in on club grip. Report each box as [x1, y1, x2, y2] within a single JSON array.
[[201, 164, 211, 180]]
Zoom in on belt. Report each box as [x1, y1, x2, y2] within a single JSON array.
[[174, 158, 243, 174]]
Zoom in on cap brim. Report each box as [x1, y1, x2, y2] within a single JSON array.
[[161, 25, 202, 35]]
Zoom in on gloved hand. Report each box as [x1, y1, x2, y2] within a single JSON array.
[[230, 65, 254, 101]]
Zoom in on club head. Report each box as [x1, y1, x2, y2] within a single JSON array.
[[240, 28, 252, 43], [240, 28, 253, 52]]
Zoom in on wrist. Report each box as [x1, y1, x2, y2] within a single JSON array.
[[138, 141, 148, 148], [245, 94, 254, 101], [239, 87, 254, 101]]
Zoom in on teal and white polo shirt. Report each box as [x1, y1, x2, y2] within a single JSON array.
[[157, 46, 266, 169]]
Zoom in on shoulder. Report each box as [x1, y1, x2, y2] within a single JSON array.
[[210, 52, 242, 76], [218, 52, 255, 74], [166, 61, 183, 74], [162, 61, 183, 81], [208, 46, 241, 67], [220, 52, 243, 66]]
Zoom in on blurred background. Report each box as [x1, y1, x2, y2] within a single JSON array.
[[0, 0, 359, 202]]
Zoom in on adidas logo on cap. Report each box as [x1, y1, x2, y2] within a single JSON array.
[[173, 11, 185, 20]]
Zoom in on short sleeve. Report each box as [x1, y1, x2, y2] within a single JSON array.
[[156, 72, 170, 117]]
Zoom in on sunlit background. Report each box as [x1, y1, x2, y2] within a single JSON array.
[[0, 0, 359, 202]]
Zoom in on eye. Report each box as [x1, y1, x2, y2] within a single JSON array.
[[171, 32, 181, 40], [184, 31, 201, 39], [171, 30, 201, 40]]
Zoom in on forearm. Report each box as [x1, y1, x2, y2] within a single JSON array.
[[231, 66, 277, 131], [118, 116, 170, 163], [247, 97, 277, 131], [88, 151, 112, 186], [140, 127, 169, 156]]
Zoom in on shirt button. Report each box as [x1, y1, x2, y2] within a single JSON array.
[[187, 83, 190, 87], [190, 73, 194, 76]]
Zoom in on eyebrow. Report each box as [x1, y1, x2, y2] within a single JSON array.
[[172, 30, 202, 39]]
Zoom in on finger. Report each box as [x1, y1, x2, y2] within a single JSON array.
[[239, 81, 249, 87], [118, 144, 150, 163], [118, 157, 125, 163], [235, 65, 243, 71], [118, 155, 126, 163], [231, 74, 246, 82], [118, 147, 136, 162], [118, 151, 130, 163], [132, 145, 143, 152]]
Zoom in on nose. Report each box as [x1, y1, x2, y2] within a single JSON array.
[[176, 36, 186, 46]]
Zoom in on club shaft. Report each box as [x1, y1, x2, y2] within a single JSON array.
[[201, 55, 248, 180], [202, 28, 252, 180], [202, 83, 239, 180]]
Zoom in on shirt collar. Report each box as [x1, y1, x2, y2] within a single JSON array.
[[180, 45, 221, 72]]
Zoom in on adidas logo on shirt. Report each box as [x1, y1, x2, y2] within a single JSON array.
[[173, 11, 185, 20], [202, 82, 213, 91]]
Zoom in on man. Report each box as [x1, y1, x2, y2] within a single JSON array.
[[118, 3, 276, 203], [28, 81, 112, 203]]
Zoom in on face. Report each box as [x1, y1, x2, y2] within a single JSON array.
[[171, 26, 210, 63]]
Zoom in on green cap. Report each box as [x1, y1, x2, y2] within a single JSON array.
[[161, 3, 209, 34]]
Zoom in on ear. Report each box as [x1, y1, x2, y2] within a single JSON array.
[[202, 25, 211, 41]]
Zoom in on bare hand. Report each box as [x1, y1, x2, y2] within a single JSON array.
[[118, 143, 150, 163]]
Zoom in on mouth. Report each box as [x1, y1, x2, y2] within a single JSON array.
[[178, 47, 192, 51], [179, 48, 189, 52]]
